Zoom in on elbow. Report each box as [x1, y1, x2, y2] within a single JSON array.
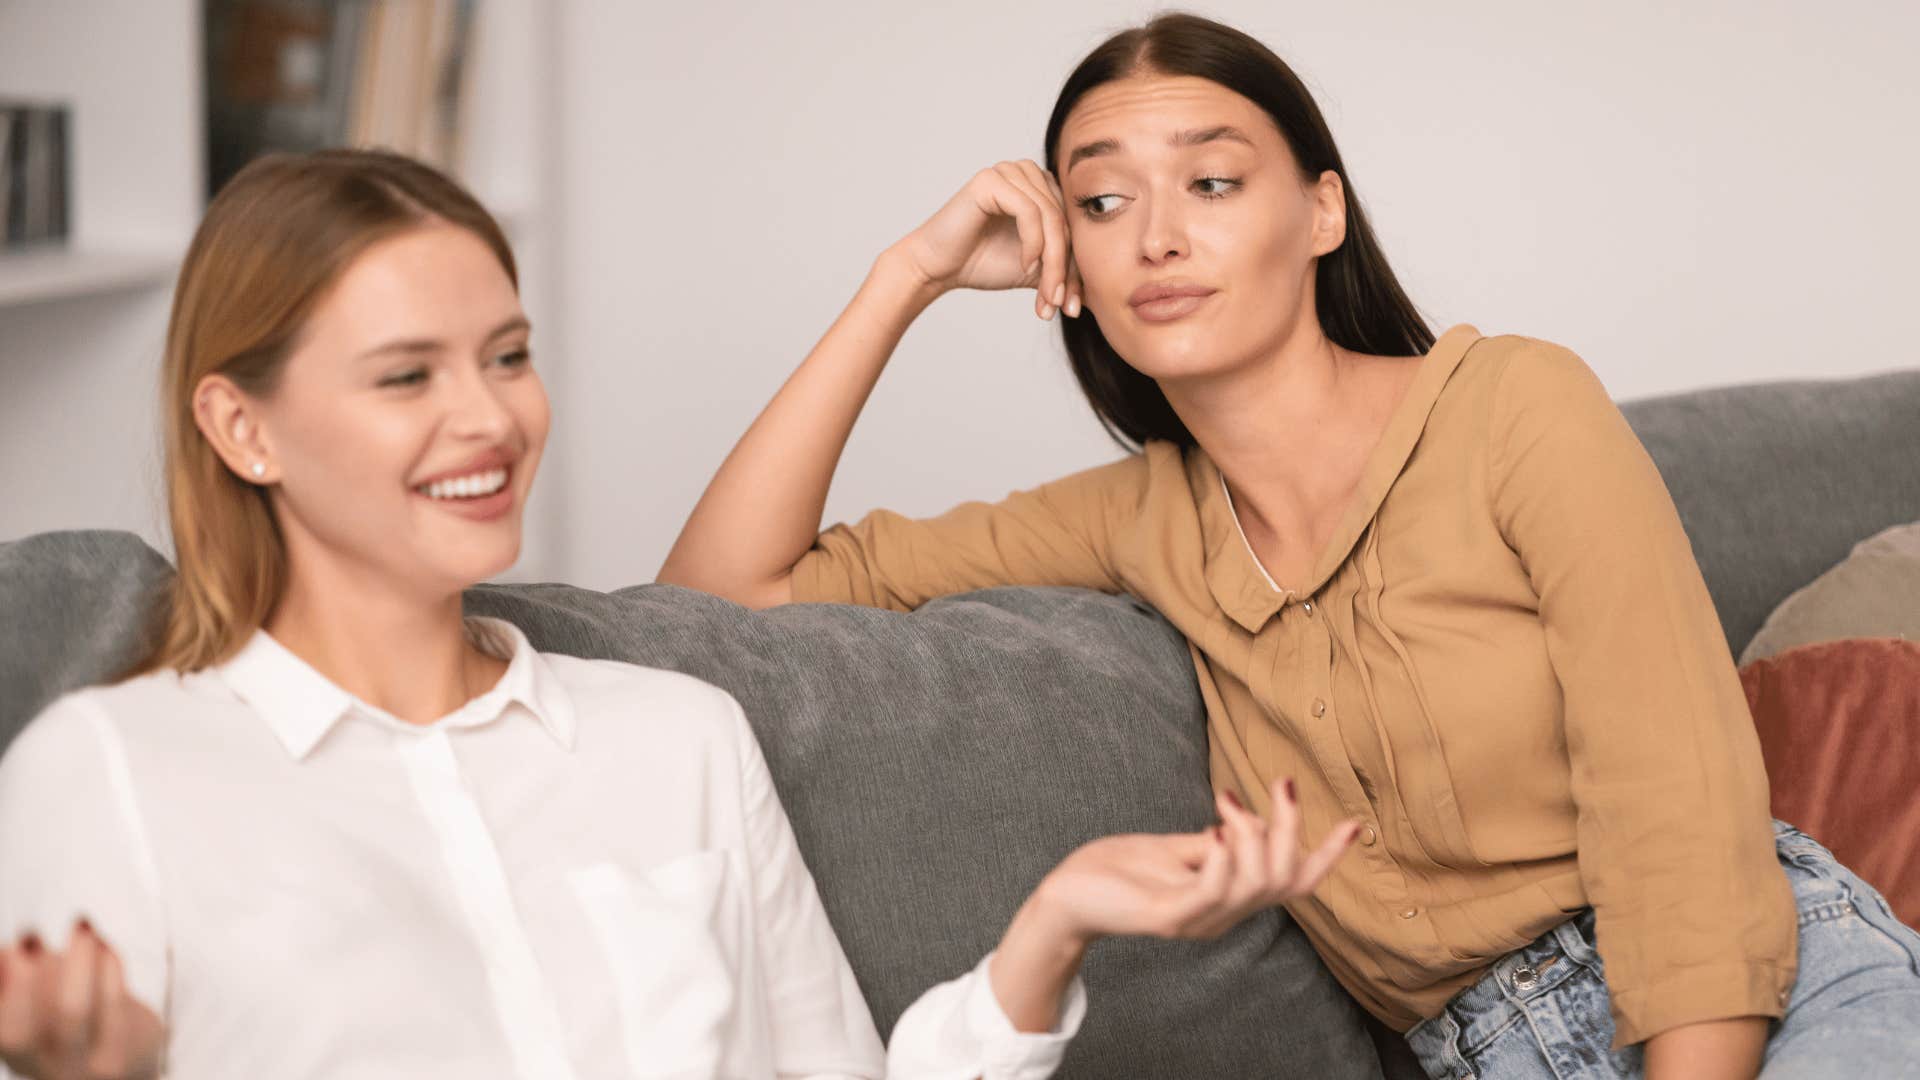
[[655, 561, 795, 610]]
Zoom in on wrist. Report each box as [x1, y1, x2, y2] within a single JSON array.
[[872, 240, 949, 310]]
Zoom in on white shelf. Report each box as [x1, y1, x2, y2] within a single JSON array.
[[0, 248, 178, 308]]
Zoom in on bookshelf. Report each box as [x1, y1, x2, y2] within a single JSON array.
[[0, 1, 561, 581]]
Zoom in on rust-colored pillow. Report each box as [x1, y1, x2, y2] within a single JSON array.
[[1740, 638, 1920, 930]]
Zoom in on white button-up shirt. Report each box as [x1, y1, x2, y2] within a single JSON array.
[[0, 618, 1084, 1079]]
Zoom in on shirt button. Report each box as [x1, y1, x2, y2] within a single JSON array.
[[1311, 698, 1327, 717], [1301, 599, 1315, 615], [1359, 825, 1378, 847], [1399, 907, 1420, 920]]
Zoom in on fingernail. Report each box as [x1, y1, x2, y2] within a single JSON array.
[[1065, 295, 1081, 318], [21, 933, 42, 956], [1222, 789, 1244, 811], [1052, 282, 1065, 307], [76, 916, 94, 936], [1041, 303, 1057, 321], [1285, 778, 1297, 803]]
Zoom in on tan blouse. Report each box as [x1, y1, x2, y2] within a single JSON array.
[[792, 325, 1795, 1048]]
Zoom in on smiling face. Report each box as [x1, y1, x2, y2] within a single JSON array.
[[228, 222, 549, 601], [1056, 73, 1346, 383]]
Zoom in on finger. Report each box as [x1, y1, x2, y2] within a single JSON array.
[[0, 937, 44, 1056], [1265, 777, 1303, 886], [1170, 826, 1236, 932], [996, 161, 1067, 318], [86, 939, 131, 1078], [978, 165, 1047, 292], [54, 920, 100, 1057], [1013, 159, 1072, 313], [1216, 789, 1269, 899], [1290, 819, 1363, 899], [1042, 169, 1087, 318]]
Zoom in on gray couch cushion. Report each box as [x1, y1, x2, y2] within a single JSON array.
[[0, 531, 1383, 1079], [1621, 369, 1920, 661]]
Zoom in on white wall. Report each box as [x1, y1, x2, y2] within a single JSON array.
[[0, 0, 202, 548], [550, 0, 1920, 591]]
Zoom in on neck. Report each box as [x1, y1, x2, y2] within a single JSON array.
[[265, 549, 485, 726], [1157, 317, 1355, 522]]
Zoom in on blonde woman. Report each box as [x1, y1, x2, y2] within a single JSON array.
[[0, 150, 1354, 1080]]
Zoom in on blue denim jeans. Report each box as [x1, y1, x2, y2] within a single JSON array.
[[1405, 821, 1920, 1079]]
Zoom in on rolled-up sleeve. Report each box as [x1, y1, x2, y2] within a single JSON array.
[[792, 454, 1147, 611], [1487, 342, 1796, 1049]]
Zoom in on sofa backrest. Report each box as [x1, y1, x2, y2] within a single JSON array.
[[1621, 369, 1920, 660]]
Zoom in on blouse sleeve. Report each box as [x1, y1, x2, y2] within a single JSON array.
[[791, 454, 1149, 611], [1487, 341, 1796, 1049], [0, 694, 169, 1019], [722, 696, 1083, 1079]]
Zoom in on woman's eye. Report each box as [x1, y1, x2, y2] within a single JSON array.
[[379, 367, 429, 388], [1193, 176, 1242, 198], [1075, 193, 1125, 218], [492, 348, 532, 371]]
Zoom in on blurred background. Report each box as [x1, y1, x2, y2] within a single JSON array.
[[2, 0, 1916, 590]]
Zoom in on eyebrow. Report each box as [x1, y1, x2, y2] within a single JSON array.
[[1065, 125, 1256, 173], [356, 316, 532, 362]]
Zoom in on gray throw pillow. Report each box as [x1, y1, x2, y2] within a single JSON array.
[[0, 530, 1386, 1079], [1740, 521, 1920, 665]]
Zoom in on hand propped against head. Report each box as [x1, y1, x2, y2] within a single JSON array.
[[897, 160, 1086, 321]]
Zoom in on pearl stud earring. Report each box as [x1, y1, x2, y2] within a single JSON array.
[[250, 462, 266, 479]]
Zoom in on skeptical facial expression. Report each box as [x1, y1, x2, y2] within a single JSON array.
[[1055, 74, 1344, 381]]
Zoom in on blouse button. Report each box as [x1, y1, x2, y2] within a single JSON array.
[[1359, 825, 1378, 847], [1398, 907, 1420, 920], [1301, 599, 1315, 615], [1311, 698, 1327, 717]]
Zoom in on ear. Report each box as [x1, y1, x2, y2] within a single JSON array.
[[1309, 169, 1348, 258], [193, 373, 278, 485]]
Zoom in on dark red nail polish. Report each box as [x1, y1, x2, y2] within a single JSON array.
[[1285, 778, 1297, 802], [1223, 789, 1244, 811], [20, 933, 42, 956], [76, 916, 93, 936]]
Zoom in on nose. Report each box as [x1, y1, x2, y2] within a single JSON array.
[[442, 363, 514, 442], [1136, 185, 1189, 265]]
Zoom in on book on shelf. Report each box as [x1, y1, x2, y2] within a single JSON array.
[[1, 101, 72, 250], [205, 0, 477, 200]]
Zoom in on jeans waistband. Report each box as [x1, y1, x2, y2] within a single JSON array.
[[1406, 909, 1600, 1064]]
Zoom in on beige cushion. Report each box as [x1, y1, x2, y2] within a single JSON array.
[[1740, 521, 1920, 665]]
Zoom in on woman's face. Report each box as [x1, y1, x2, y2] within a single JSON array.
[[244, 222, 549, 599], [1055, 74, 1344, 382]]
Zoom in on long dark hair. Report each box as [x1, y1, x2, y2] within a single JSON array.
[[1044, 13, 1432, 449]]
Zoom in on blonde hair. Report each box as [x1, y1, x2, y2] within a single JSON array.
[[129, 149, 517, 676]]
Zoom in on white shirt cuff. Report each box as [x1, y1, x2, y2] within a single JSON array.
[[961, 950, 1088, 1078]]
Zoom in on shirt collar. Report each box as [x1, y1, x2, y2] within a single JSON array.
[[1194, 323, 1484, 634], [216, 616, 577, 760]]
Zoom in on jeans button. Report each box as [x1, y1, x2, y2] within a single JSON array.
[[1512, 965, 1540, 991]]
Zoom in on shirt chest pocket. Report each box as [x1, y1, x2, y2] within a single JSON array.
[[569, 851, 758, 1077]]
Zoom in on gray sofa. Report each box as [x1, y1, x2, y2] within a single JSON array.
[[4, 368, 1917, 1078]]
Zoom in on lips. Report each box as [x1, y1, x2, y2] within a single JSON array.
[[1128, 281, 1218, 324]]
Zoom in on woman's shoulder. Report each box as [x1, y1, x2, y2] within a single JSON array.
[[1456, 331, 1605, 402]]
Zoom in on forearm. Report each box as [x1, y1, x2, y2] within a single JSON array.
[[656, 244, 943, 605], [1642, 1016, 1767, 1080], [986, 891, 1088, 1033]]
